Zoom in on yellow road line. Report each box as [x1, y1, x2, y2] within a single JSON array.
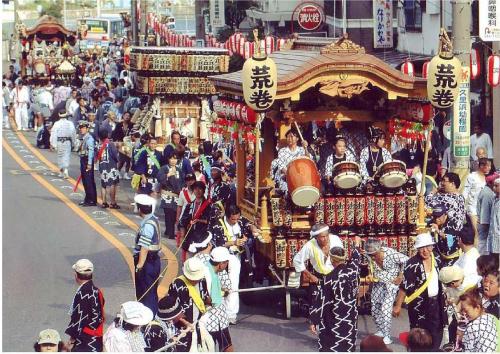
[[3, 138, 136, 278], [14, 132, 178, 295]]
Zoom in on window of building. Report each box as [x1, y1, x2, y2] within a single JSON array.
[[404, 0, 423, 32]]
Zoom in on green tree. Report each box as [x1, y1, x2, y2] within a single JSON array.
[[38, 0, 63, 19]]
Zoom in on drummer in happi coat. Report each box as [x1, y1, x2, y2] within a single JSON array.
[[359, 127, 392, 180], [323, 135, 358, 192], [274, 127, 311, 194]]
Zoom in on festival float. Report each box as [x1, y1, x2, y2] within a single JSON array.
[[16, 15, 77, 80], [128, 46, 230, 149], [208, 34, 437, 317]]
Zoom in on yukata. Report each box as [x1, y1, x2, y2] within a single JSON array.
[[10, 85, 30, 130], [207, 180, 233, 217], [400, 254, 446, 351], [50, 118, 76, 171], [368, 247, 408, 339], [359, 146, 392, 180], [157, 165, 182, 239], [324, 150, 357, 177], [488, 197, 500, 254], [97, 139, 120, 188], [103, 322, 147, 352], [178, 198, 213, 253], [66, 281, 105, 352], [78, 132, 97, 204], [142, 319, 171, 352], [462, 313, 498, 352], [309, 248, 362, 352], [476, 186, 495, 255], [425, 193, 466, 233], [209, 217, 255, 321], [135, 148, 162, 195], [197, 254, 233, 351], [165, 277, 210, 351], [134, 213, 161, 316]]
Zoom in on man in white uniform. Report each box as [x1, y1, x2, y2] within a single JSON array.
[[50, 110, 77, 178], [10, 79, 30, 130], [470, 122, 493, 160]]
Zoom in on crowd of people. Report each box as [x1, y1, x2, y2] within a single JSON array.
[[3, 40, 499, 353]]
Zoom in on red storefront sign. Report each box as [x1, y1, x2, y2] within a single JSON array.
[[297, 4, 323, 31]]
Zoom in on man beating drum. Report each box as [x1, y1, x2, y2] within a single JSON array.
[[273, 127, 310, 193], [359, 126, 393, 181]]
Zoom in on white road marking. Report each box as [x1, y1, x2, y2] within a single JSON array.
[[119, 232, 136, 238], [105, 221, 120, 226], [92, 210, 108, 216]]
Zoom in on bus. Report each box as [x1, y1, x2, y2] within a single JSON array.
[[78, 16, 125, 51]]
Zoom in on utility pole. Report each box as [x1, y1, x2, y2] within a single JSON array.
[[96, 0, 101, 17], [131, 0, 138, 45], [13, 0, 20, 63], [450, 0, 471, 181], [63, 0, 67, 26], [140, 0, 148, 46], [195, 0, 208, 40]]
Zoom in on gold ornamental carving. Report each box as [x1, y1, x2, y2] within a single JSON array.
[[320, 33, 365, 55], [319, 78, 370, 99]]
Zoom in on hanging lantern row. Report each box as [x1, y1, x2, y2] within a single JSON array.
[[488, 54, 500, 88], [213, 98, 257, 124], [147, 13, 292, 58]]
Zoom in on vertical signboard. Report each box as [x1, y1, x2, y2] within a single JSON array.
[[479, 0, 500, 41], [452, 67, 470, 165], [373, 0, 393, 48], [210, 0, 225, 28]]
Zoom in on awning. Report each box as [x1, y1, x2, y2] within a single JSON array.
[[370, 50, 432, 69]]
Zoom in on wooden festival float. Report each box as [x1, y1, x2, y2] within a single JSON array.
[[16, 15, 77, 80], [128, 46, 230, 150], [208, 35, 433, 317]]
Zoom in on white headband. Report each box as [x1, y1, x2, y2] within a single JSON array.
[[310, 226, 329, 237]]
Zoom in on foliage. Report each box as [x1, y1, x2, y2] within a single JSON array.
[[224, 0, 256, 29]]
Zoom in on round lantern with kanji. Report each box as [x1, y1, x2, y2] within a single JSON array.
[[426, 29, 462, 109], [242, 54, 278, 113]]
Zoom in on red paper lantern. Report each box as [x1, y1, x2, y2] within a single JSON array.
[[265, 35, 275, 55], [422, 61, 429, 79], [401, 59, 414, 77], [470, 48, 481, 80], [228, 102, 236, 120], [487, 55, 500, 87]]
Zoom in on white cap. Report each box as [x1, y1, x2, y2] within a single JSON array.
[[120, 301, 153, 326], [439, 266, 464, 284], [37, 329, 61, 345], [183, 257, 206, 281], [72, 259, 94, 274], [134, 194, 156, 207], [210, 247, 231, 262], [414, 232, 435, 249]]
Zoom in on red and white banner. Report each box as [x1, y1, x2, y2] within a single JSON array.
[[487, 55, 500, 87]]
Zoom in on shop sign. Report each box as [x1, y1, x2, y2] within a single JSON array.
[[452, 67, 470, 159], [210, 0, 225, 27], [373, 0, 393, 49], [479, 0, 500, 41], [297, 3, 323, 31]]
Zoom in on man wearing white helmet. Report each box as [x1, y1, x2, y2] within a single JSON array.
[[392, 232, 446, 351]]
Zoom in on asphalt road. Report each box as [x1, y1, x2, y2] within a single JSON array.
[[2, 130, 410, 352]]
